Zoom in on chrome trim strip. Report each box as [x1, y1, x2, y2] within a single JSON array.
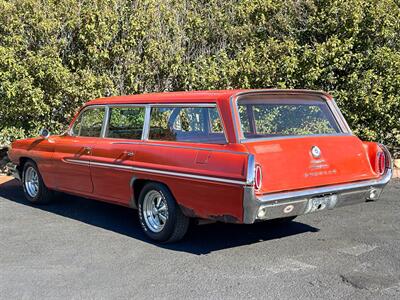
[[101, 106, 110, 138], [104, 104, 149, 108], [111, 141, 248, 155], [233, 89, 332, 98], [260, 198, 308, 208], [246, 154, 255, 185], [258, 169, 392, 203], [229, 96, 240, 142], [149, 103, 217, 108], [330, 98, 352, 133], [325, 96, 351, 133], [142, 104, 151, 140], [62, 158, 90, 166], [241, 133, 353, 143], [64, 158, 247, 185]]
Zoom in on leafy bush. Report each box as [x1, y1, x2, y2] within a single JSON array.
[[0, 0, 399, 148]]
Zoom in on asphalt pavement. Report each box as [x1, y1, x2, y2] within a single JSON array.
[[0, 177, 399, 299]]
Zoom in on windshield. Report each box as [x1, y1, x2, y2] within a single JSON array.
[[237, 97, 341, 140]]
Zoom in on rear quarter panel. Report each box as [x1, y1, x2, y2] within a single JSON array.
[[134, 141, 249, 223]]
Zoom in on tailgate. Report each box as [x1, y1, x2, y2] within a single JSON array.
[[245, 135, 378, 195]]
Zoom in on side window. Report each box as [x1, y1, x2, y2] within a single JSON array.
[[106, 107, 145, 139], [173, 108, 206, 132], [149, 106, 226, 144], [72, 107, 105, 137], [71, 114, 82, 136], [209, 108, 224, 133], [149, 107, 176, 141]]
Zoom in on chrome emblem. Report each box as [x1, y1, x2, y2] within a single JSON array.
[[311, 146, 321, 158]]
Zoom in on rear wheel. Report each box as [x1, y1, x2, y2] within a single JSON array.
[[138, 182, 189, 243], [22, 161, 54, 204]]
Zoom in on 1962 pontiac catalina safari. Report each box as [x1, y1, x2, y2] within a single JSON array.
[[8, 89, 393, 242]]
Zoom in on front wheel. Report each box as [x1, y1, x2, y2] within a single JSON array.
[[22, 161, 54, 204], [138, 182, 189, 243]]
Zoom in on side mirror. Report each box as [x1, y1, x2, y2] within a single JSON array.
[[39, 128, 50, 139]]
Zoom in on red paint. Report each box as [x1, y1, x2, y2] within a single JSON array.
[[245, 135, 380, 196], [8, 89, 386, 223]]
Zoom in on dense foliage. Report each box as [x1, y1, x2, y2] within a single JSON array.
[[0, 0, 399, 148]]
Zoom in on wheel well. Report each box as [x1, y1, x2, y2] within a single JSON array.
[[132, 179, 172, 208], [18, 157, 34, 174]]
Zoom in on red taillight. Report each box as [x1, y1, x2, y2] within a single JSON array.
[[254, 165, 262, 191], [376, 151, 386, 175]]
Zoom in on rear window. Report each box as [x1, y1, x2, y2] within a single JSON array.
[[238, 98, 340, 139], [149, 106, 226, 144]]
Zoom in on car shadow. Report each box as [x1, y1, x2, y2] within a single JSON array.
[[0, 179, 319, 255]]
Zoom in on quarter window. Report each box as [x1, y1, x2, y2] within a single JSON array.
[[71, 107, 105, 137], [106, 107, 145, 139], [149, 106, 226, 144]]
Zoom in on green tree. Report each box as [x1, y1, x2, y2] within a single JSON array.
[[0, 0, 399, 148]]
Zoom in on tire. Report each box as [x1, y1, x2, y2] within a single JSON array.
[[22, 160, 54, 204], [138, 182, 189, 243]]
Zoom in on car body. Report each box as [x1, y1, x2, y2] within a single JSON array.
[[8, 89, 393, 242]]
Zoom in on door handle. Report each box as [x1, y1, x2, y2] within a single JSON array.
[[83, 146, 92, 154], [123, 151, 134, 157]]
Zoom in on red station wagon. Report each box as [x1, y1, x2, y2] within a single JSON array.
[[8, 89, 393, 242]]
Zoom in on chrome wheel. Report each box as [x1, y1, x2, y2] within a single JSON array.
[[143, 190, 169, 233], [24, 166, 39, 198]]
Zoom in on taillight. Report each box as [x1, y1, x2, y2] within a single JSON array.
[[375, 151, 386, 175], [254, 165, 262, 191]]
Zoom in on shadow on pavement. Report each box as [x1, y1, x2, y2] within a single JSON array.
[[0, 179, 319, 255]]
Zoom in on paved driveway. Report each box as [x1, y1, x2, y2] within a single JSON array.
[[0, 177, 399, 299]]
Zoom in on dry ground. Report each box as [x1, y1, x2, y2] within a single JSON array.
[[0, 177, 399, 299]]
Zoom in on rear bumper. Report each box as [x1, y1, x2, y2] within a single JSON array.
[[243, 168, 393, 224]]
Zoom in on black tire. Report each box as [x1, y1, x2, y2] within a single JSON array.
[[138, 182, 189, 243], [22, 160, 54, 204]]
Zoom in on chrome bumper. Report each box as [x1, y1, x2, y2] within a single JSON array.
[[243, 168, 393, 224]]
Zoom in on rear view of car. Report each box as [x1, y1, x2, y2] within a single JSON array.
[[234, 91, 392, 223]]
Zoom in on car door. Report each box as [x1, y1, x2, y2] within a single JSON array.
[[90, 105, 146, 204], [52, 106, 106, 194]]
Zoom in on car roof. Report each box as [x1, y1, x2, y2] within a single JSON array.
[[85, 89, 331, 106]]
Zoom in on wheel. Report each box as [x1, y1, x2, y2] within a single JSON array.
[[138, 182, 189, 243], [22, 160, 54, 204]]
